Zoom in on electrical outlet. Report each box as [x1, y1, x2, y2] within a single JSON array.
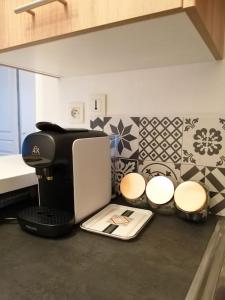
[[68, 102, 84, 123], [90, 94, 106, 116]]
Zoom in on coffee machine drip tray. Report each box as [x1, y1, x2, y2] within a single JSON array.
[[18, 207, 75, 238]]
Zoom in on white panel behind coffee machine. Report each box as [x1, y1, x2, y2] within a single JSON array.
[[72, 136, 111, 223]]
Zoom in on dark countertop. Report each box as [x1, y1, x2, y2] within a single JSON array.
[[0, 210, 217, 300]]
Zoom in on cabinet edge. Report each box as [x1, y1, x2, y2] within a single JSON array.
[[183, 1, 225, 60]]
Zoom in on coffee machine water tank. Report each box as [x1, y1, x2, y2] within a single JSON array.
[[18, 122, 111, 238]]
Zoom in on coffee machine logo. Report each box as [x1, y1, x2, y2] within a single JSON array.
[[32, 145, 40, 156]]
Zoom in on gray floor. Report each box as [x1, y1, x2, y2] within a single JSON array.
[[0, 214, 217, 300]]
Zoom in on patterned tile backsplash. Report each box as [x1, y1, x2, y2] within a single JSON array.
[[139, 116, 183, 163], [90, 115, 225, 217], [182, 117, 225, 166], [139, 160, 181, 187], [104, 117, 139, 159]]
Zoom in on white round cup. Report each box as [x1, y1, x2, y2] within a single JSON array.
[[145, 176, 175, 215], [174, 181, 208, 222], [120, 173, 148, 208]]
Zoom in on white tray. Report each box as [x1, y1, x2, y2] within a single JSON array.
[[80, 204, 154, 240]]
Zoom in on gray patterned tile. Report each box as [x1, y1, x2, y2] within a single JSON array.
[[180, 164, 205, 183], [205, 167, 225, 193], [209, 192, 225, 216], [90, 117, 104, 130], [180, 165, 225, 216], [216, 155, 225, 167], [182, 116, 225, 167], [204, 167, 225, 216], [104, 117, 139, 159], [139, 160, 181, 186], [90, 116, 113, 131], [139, 116, 183, 163], [114, 158, 138, 194]]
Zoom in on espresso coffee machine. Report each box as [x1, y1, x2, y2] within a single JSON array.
[[18, 122, 111, 237]]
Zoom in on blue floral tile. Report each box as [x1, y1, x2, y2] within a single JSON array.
[[104, 117, 139, 159], [182, 116, 225, 167]]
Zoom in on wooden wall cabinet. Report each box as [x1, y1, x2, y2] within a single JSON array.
[[0, 0, 73, 50], [0, 1, 224, 77], [0, 0, 183, 51]]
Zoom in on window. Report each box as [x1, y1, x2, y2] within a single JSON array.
[[0, 66, 36, 155]]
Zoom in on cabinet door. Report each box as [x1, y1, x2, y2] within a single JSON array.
[[0, 0, 73, 50], [70, 0, 183, 32], [1, 1, 33, 50], [0, 0, 182, 51]]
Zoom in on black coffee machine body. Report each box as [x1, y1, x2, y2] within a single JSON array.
[[18, 122, 111, 238]]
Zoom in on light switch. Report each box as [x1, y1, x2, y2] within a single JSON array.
[[90, 94, 106, 116]]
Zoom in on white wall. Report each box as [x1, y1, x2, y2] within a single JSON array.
[[36, 60, 225, 128], [35, 74, 60, 124]]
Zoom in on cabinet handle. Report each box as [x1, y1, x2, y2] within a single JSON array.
[[15, 0, 67, 16]]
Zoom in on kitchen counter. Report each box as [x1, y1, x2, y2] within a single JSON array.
[[0, 211, 218, 300], [0, 155, 37, 194]]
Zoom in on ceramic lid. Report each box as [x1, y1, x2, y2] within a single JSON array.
[[146, 176, 174, 205], [120, 173, 146, 200], [174, 181, 207, 213]]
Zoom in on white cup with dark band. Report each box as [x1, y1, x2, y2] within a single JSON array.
[[145, 176, 175, 215], [174, 181, 208, 222], [120, 173, 148, 208]]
